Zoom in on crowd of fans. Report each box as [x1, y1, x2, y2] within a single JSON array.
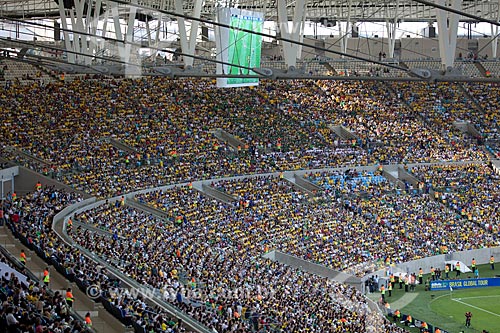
[[0, 187, 93, 333], [1, 75, 500, 333], [410, 163, 500, 233], [305, 168, 498, 272], [71, 194, 407, 333], [463, 83, 500, 156], [462, 83, 500, 141], [68, 161, 499, 331], [0, 252, 89, 333], [313, 81, 487, 163], [1, 186, 189, 333], [1, 78, 497, 199], [393, 81, 499, 156]]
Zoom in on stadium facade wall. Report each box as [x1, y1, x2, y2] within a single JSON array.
[[16, 166, 92, 198], [367, 246, 500, 282], [291, 37, 493, 60]]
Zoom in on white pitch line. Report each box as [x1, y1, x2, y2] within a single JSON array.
[[457, 295, 500, 300], [452, 298, 500, 318]]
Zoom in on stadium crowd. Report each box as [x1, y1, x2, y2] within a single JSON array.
[[1, 78, 496, 199], [410, 163, 500, 233], [1, 75, 499, 333], [2, 186, 189, 333], [0, 188, 93, 333], [0, 251, 91, 333], [314, 81, 487, 163], [68, 163, 499, 331], [71, 193, 407, 333]]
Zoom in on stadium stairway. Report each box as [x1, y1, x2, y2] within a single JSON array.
[[319, 61, 337, 74], [0, 225, 128, 333], [327, 124, 359, 141], [474, 62, 488, 77], [382, 81, 412, 110], [35, 64, 61, 82], [210, 128, 246, 151], [201, 183, 237, 203], [103, 137, 140, 155], [457, 83, 486, 117], [4, 145, 52, 169]]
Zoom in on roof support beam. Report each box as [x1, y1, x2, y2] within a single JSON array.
[[58, 0, 74, 63], [175, 0, 202, 67], [277, 0, 306, 67], [490, 0, 500, 59], [385, 0, 399, 59], [339, 0, 353, 58], [436, 0, 461, 70]]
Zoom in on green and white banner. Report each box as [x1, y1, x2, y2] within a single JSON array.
[[215, 8, 264, 88]]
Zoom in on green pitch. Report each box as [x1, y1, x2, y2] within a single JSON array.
[[427, 287, 500, 332], [371, 264, 500, 332]]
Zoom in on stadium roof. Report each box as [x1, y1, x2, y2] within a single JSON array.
[[1, 0, 500, 81], [0, 0, 499, 22]]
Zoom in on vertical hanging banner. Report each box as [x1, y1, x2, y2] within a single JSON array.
[[215, 8, 264, 87]]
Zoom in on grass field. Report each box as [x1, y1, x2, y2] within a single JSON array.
[[368, 264, 500, 332], [428, 287, 500, 332]]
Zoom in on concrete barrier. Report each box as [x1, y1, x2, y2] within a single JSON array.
[[293, 173, 322, 194], [211, 128, 245, 150], [105, 137, 139, 154], [328, 124, 359, 141], [126, 199, 171, 221], [16, 166, 92, 198], [269, 250, 362, 290], [397, 166, 421, 187], [201, 183, 237, 203], [364, 246, 500, 282]]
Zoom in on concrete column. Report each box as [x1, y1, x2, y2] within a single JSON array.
[[57, 2, 74, 63], [339, 0, 352, 58], [296, 16, 306, 61], [88, 0, 102, 61], [490, 1, 500, 59], [108, 3, 140, 75], [491, 25, 499, 59], [110, 3, 123, 44], [58, 0, 104, 65], [436, 0, 462, 70], [99, 1, 110, 54], [386, 20, 397, 59], [385, 0, 399, 59], [175, 0, 202, 67], [384, 0, 399, 59], [277, 0, 306, 68], [154, 14, 163, 48]]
